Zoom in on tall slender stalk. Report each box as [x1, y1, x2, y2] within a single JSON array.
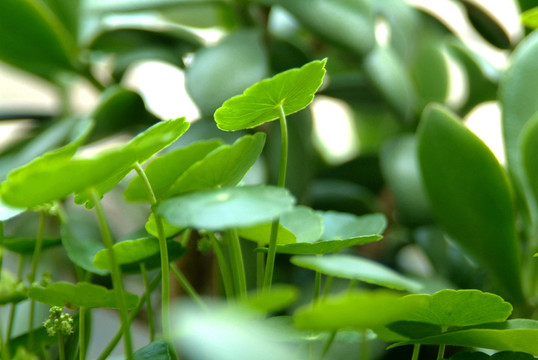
[[98, 273, 161, 360], [133, 162, 172, 342], [90, 190, 133, 360], [320, 331, 337, 360], [436, 344, 446, 360], [28, 211, 46, 349], [411, 344, 421, 360], [361, 330, 368, 360], [0, 222, 4, 280], [140, 263, 155, 342], [225, 229, 247, 300], [210, 233, 234, 299], [257, 242, 265, 292], [58, 333, 66, 360], [6, 254, 24, 345], [79, 307, 87, 360], [263, 104, 289, 291]]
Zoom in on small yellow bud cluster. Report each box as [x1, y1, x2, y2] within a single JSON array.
[[43, 306, 74, 337]]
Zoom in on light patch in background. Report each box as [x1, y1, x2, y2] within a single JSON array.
[[311, 96, 359, 165], [122, 60, 200, 122], [443, 50, 468, 109], [374, 17, 391, 47], [464, 101, 505, 165]]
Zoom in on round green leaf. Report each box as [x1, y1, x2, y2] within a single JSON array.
[[134, 341, 171, 360], [214, 59, 327, 131], [520, 112, 538, 216], [157, 185, 296, 231], [293, 290, 421, 331], [125, 139, 223, 201], [0, 271, 27, 305], [93, 237, 185, 273], [28, 281, 138, 309], [399, 289, 513, 328], [291, 254, 422, 292], [187, 29, 269, 116], [417, 104, 524, 304], [240, 284, 299, 314], [389, 319, 538, 356], [165, 133, 266, 196], [280, 206, 323, 244], [238, 222, 295, 245], [145, 213, 183, 238]]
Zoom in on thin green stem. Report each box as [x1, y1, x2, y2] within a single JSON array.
[[97, 272, 161, 360], [210, 233, 234, 299], [6, 255, 24, 344], [90, 190, 133, 360], [226, 229, 247, 300], [58, 333, 66, 360], [170, 264, 207, 311], [257, 242, 265, 292], [140, 263, 155, 342], [313, 271, 322, 306], [181, 229, 192, 248], [133, 162, 172, 342], [263, 104, 288, 292], [28, 211, 46, 350], [320, 331, 337, 360], [411, 344, 421, 360], [79, 307, 86, 360], [322, 276, 334, 301], [0, 222, 4, 280], [436, 344, 446, 360]]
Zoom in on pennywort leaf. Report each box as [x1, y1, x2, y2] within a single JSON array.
[[214, 59, 327, 131]]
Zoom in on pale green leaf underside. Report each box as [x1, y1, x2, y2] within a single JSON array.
[[274, 235, 381, 255], [214, 59, 327, 131], [294, 291, 420, 331], [291, 254, 422, 292], [157, 185, 295, 231], [28, 281, 138, 309], [389, 319, 538, 356]]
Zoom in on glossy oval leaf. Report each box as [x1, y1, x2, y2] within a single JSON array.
[[158, 185, 295, 231], [417, 104, 524, 303], [266, 0, 375, 56], [500, 30, 538, 184], [93, 237, 185, 273], [187, 29, 268, 116], [28, 281, 138, 309], [0, 0, 77, 81], [3, 237, 61, 255], [365, 46, 415, 119], [165, 133, 266, 196], [134, 340, 171, 360], [291, 254, 422, 292], [214, 59, 327, 131], [520, 112, 538, 215], [125, 139, 223, 201], [390, 319, 538, 356], [240, 284, 299, 314], [399, 289, 513, 328], [293, 290, 421, 331], [1, 118, 189, 208]]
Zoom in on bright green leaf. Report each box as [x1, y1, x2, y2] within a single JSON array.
[[214, 59, 327, 131], [291, 255, 422, 292], [28, 281, 138, 309], [240, 284, 299, 314], [293, 290, 420, 331], [3, 237, 61, 255], [238, 223, 295, 245], [93, 237, 185, 273], [522, 7, 538, 29], [125, 139, 223, 201], [187, 29, 269, 116], [417, 104, 524, 303], [157, 185, 295, 231], [399, 289, 513, 328], [389, 319, 538, 356], [0, 0, 77, 81], [134, 340, 171, 360], [273, 235, 382, 255], [41, 0, 80, 40], [280, 206, 323, 244], [165, 133, 265, 196], [319, 211, 386, 241], [1, 118, 189, 208], [145, 213, 183, 238]]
